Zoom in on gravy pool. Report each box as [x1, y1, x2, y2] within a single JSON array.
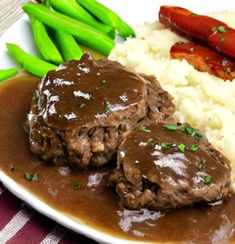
[[0, 75, 235, 243]]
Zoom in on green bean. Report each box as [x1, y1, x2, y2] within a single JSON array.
[[55, 31, 83, 61], [0, 68, 18, 82], [49, 0, 115, 38], [22, 3, 114, 56], [6, 43, 57, 77], [43, 0, 50, 8], [76, 0, 135, 38], [44, 0, 83, 61], [29, 17, 63, 64]]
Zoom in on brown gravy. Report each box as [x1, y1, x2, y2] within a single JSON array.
[[0, 75, 235, 243], [36, 54, 146, 129]]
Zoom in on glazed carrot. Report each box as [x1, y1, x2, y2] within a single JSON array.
[[159, 6, 235, 59], [171, 42, 235, 80]]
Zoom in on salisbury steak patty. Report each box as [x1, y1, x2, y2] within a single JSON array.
[[109, 122, 231, 210], [27, 53, 174, 168]]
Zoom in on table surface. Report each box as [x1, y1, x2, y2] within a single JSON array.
[[0, 0, 28, 35], [0, 1, 97, 243]]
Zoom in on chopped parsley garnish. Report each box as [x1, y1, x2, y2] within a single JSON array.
[[185, 126, 196, 136], [161, 142, 171, 150], [101, 80, 107, 84], [178, 143, 186, 152], [220, 37, 225, 43], [212, 26, 217, 32], [189, 12, 197, 16], [178, 126, 185, 133], [222, 59, 228, 67], [139, 125, 151, 133], [80, 103, 86, 109], [217, 26, 227, 34], [204, 175, 213, 184], [24, 172, 38, 182], [184, 125, 201, 139], [163, 124, 178, 131], [175, 41, 184, 46], [159, 141, 199, 153], [198, 159, 206, 170], [74, 183, 81, 190], [189, 145, 198, 152], [163, 123, 202, 138], [104, 102, 110, 113], [226, 67, 232, 73], [147, 138, 155, 147]]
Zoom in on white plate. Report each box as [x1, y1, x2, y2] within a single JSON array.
[[0, 1, 235, 243]]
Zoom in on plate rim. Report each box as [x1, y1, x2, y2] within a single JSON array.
[[1, 0, 235, 242]]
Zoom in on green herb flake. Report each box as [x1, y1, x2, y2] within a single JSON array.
[[189, 145, 199, 152], [204, 175, 213, 184], [80, 103, 86, 109], [226, 67, 232, 73], [104, 102, 110, 113], [184, 125, 202, 139], [163, 124, 178, 131], [175, 124, 202, 139], [178, 143, 186, 152], [179, 126, 185, 133], [101, 80, 107, 84], [222, 59, 228, 67], [212, 26, 217, 32], [147, 138, 155, 147], [175, 41, 184, 46], [161, 142, 171, 150], [139, 125, 151, 133], [185, 126, 196, 136], [220, 37, 225, 43], [74, 183, 81, 190], [195, 131, 202, 139], [217, 26, 227, 34], [189, 12, 197, 16], [198, 159, 206, 170], [24, 172, 38, 182]]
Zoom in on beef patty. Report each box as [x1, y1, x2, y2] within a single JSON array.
[[27, 53, 174, 168], [109, 122, 231, 210]]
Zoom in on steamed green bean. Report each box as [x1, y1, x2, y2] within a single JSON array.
[[29, 17, 63, 64], [6, 43, 57, 77], [76, 0, 135, 38], [0, 68, 18, 82], [43, 0, 50, 8], [22, 3, 114, 55], [55, 31, 83, 61], [49, 0, 115, 38]]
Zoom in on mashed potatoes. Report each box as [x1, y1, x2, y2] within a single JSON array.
[[109, 11, 235, 185]]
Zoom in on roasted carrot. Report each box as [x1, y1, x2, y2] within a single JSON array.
[[159, 6, 235, 59], [171, 42, 235, 80]]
